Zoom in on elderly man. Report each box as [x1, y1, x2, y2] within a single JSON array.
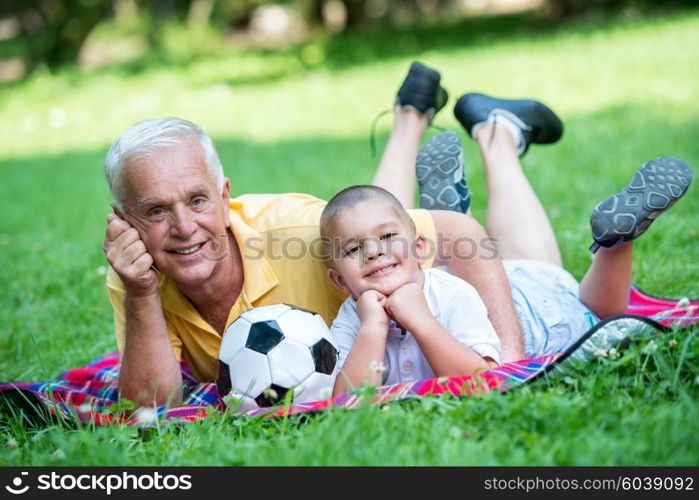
[[103, 74, 525, 408]]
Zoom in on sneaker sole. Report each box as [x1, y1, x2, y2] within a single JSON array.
[[590, 156, 693, 251], [416, 131, 470, 211]]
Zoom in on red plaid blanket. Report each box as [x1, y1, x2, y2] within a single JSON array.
[[1, 285, 696, 426]]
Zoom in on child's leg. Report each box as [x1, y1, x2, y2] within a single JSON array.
[[475, 122, 563, 266], [579, 156, 693, 318], [371, 106, 428, 208], [579, 244, 633, 318]]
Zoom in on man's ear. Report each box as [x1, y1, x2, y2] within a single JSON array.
[[327, 268, 351, 296], [221, 178, 231, 228]]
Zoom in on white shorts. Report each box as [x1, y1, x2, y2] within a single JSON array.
[[503, 259, 580, 295], [503, 259, 598, 358]]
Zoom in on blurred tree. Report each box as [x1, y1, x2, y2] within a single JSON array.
[[544, 0, 699, 18], [298, 0, 325, 29], [0, 0, 112, 73], [344, 0, 369, 28], [4, 0, 692, 77], [188, 0, 216, 27], [216, 0, 277, 28], [135, 0, 186, 52]]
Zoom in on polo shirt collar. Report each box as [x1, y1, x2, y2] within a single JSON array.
[[227, 198, 279, 304]]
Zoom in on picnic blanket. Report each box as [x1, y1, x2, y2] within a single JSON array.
[[1, 285, 696, 427]]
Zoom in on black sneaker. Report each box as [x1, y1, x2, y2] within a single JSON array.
[[416, 131, 471, 213], [453, 92, 563, 155], [589, 156, 693, 253], [395, 61, 449, 123]]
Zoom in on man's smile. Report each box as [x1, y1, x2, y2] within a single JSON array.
[[167, 241, 206, 256]]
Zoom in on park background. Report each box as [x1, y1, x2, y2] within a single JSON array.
[[0, 0, 698, 465]]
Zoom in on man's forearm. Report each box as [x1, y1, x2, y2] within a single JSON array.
[[430, 210, 525, 362], [453, 255, 525, 363], [119, 292, 183, 407]]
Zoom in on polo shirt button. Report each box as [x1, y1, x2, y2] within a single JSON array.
[[401, 342, 408, 350], [403, 361, 412, 371]]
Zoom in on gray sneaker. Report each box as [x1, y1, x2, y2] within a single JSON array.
[[416, 131, 471, 213], [589, 156, 693, 253]]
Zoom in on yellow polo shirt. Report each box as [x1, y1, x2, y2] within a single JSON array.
[[107, 193, 436, 382]]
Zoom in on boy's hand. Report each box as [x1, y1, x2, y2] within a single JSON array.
[[384, 282, 435, 333], [356, 290, 390, 329], [103, 213, 160, 297]]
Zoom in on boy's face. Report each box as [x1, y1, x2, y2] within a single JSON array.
[[326, 200, 428, 299]]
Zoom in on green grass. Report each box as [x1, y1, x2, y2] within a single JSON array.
[[1, 10, 698, 465]]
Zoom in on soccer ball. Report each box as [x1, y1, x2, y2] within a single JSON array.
[[217, 303, 339, 413]]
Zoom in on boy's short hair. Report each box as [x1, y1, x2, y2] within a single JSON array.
[[320, 185, 416, 266]]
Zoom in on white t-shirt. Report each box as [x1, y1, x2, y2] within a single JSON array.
[[330, 267, 501, 385]]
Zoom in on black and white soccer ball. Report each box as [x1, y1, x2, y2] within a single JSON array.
[[217, 303, 339, 413]]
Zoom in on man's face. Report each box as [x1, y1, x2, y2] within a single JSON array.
[[118, 139, 232, 289], [327, 200, 427, 299]]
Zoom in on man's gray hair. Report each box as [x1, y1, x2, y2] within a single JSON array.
[[104, 117, 224, 208]]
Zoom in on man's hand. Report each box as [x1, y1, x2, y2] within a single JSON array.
[[104, 212, 182, 407], [356, 289, 390, 329], [103, 213, 159, 297], [384, 282, 434, 333]]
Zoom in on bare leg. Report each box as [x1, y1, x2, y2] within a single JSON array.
[[476, 123, 563, 266], [372, 106, 429, 208], [579, 243, 632, 318]]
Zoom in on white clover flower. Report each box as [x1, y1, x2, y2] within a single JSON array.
[[608, 348, 619, 360], [96, 265, 107, 276], [437, 376, 449, 385], [668, 339, 678, 347], [262, 387, 278, 401], [677, 297, 690, 308], [594, 348, 608, 358], [6, 438, 18, 449], [644, 340, 658, 354], [132, 407, 158, 427], [53, 449, 66, 460], [369, 360, 386, 374]]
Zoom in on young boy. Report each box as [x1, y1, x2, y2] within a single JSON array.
[[323, 62, 694, 396], [320, 185, 501, 396], [323, 144, 692, 396]]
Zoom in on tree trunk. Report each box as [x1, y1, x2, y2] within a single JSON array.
[[299, 0, 325, 29], [188, 0, 215, 27], [344, 0, 368, 29]]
